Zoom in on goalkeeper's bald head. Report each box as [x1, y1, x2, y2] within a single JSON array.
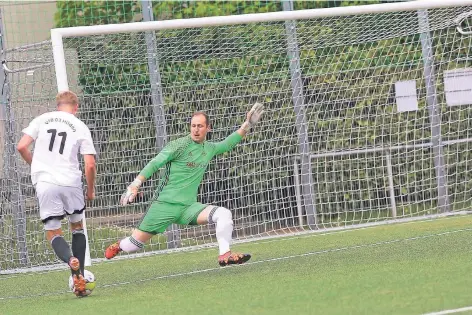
[[190, 111, 211, 143], [191, 111, 210, 127]]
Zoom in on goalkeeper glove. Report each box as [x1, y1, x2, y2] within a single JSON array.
[[120, 178, 142, 205], [242, 102, 264, 132]]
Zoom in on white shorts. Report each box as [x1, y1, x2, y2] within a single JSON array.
[[35, 181, 85, 229]]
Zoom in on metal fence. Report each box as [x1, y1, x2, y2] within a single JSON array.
[[2, 0, 472, 271]]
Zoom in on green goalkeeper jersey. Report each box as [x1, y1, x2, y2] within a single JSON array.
[[140, 131, 243, 205]]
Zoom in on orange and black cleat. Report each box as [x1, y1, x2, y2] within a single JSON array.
[[105, 241, 122, 259], [72, 275, 87, 297], [69, 257, 86, 297], [218, 251, 251, 267]]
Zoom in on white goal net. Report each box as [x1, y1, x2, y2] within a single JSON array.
[[2, 0, 472, 273]]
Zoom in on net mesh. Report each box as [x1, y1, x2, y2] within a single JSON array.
[[2, 4, 472, 272]]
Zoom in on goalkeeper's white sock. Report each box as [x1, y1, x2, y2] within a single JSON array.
[[210, 207, 233, 255], [119, 236, 144, 253]]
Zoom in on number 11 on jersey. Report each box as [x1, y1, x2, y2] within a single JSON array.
[[47, 129, 67, 155]]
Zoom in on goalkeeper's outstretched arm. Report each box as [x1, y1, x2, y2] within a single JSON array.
[[214, 103, 265, 155]]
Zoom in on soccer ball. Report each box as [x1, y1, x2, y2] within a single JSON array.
[[68, 269, 96, 296]]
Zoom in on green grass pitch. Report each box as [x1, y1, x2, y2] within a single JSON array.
[[1, 215, 472, 315]]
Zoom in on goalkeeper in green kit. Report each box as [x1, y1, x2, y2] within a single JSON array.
[[105, 103, 264, 266]]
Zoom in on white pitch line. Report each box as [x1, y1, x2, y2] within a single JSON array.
[[422, 306, 472, 315], [2, 227, 471, 301]]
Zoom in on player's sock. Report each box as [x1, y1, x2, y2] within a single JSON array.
[[71, 229, 86, 275], [50, 235, 72, 263], [119, 236, 144, 253], [210, 207, 233, 255]]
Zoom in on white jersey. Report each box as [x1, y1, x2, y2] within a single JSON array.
[[22, 111, 96, 188]]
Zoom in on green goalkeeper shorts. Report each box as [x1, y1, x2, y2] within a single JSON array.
[[137, 200, 207, 235]]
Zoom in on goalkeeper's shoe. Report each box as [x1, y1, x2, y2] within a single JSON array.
[[68, 257, 86, 297], [105, 241, 122, 259], [218, 251, 251, 267]]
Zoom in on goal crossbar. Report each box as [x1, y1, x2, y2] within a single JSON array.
[[52, 0, 472, 37], [51, 0, 472, 91]]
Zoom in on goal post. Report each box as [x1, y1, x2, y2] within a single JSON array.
[[2, 0, 472, 274]]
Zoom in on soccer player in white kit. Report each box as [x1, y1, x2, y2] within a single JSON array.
[[17, 91, 96, 297]]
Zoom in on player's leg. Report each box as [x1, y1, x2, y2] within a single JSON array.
[[45, 223, 86, 295], [182, 203, 251, 266], [36, 182, 85, 296], [68, 222, 87, 296], [45, 222, 71, 265], [105, 201, 180, 259], [105, 229, 153, 259], [46, 221, 86, 296], [62, 186, 87, 276], [37, 182, 75, 266], [69, 218, 86, 275]]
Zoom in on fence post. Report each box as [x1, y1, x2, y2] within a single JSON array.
[[385, 151, 397, 218], [141, 0, 181, 248], [282, 0, 317, 228], [418, 9, 450, 213], [0, 8, 29, 265]]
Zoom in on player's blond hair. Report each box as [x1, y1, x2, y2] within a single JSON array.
[[56, 91, 79, 106]]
